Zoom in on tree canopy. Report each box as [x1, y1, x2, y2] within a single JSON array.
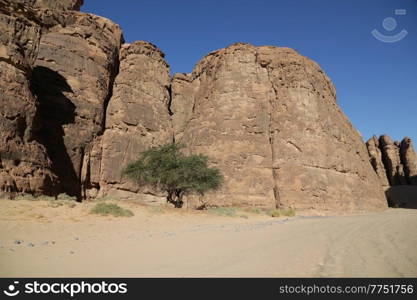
[[122, 143, 223, 208]]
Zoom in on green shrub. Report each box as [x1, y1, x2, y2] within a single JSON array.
[[90, 203, 134, 217], [269, 208, 296, 218], [39, 195, 57, 201], [270, 210, 281, 218], [13, 194, 56, 201], [123, 143, 223, 208]]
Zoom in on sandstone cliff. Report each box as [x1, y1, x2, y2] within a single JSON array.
[[95, 41, 173, 202], [401, 137, 417, 185], [16, 0, 83, 11], [366, 136, 390, 187], [0, 0, 57, 195], [171, 43, 387, 211], [366, 135, 417, 187], [0, 1, 390, 211]]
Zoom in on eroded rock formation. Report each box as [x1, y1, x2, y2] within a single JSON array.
[[0, 1, 389, 211], [94, 42, 172, 202], [30, 6, 123, 199], [171, 43, 386, 211], [366, 135, 417, 187]]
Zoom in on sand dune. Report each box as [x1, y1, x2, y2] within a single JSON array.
[[0, 199, 416, 277]]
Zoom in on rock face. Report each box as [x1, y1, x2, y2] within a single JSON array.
[[16, 0, 83, 11], [93, 41, 172, 201], [379, 135, 407, 185], [0, 2, 390, 212], [171, 43, 387, 211], [400, 137, 417, 185], [366, 135, 417, 187], [30, 9, 123, 199], [366, 136, 389, 187], [0, 0, 57, 195]]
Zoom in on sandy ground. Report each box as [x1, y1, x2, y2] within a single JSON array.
[[0, 198, 416, 277]]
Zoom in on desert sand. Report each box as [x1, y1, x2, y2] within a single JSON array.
[[0, 198, 416, 277]]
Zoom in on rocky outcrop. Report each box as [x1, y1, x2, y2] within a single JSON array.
[[12, 0, 83, 11], [171, 43, 387, 211], [1, 0, 123, 198], [30, 0, 83, 11], [30, 9, 123, 199], [95, 42, 172, 201], [385, 186, 417, 208], [0, 2, 391, 212], [366, 135, 417, 187], [379, 135, 407, 185], [365, 136, 389, 187], [0, 0, 57, 195], [400, 137, 417, 185]]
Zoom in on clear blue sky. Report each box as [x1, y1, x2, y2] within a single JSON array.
[[82, 0, 417, 144]]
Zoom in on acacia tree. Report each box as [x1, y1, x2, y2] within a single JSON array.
[[122, 143, 223, 208]]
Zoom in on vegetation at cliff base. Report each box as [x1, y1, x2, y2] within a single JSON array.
[[123, 143, 223, 208], [269, 208, 296, 218], [90, 203, 134, 217]]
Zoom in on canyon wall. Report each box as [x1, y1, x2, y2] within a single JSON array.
[[366, 135, 417, 207], [0, 0, 391, 211], [366, 135, 417, 187], [171, 43, 387, 211], [15, 0, 84, 11], [30, 3, 123, 199], [0, 0, 57, 195]]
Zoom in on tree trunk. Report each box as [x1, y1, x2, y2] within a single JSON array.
[[167, 189, 174, 205], [174, 189, 184, 208], [166, 189, 184, 208]]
